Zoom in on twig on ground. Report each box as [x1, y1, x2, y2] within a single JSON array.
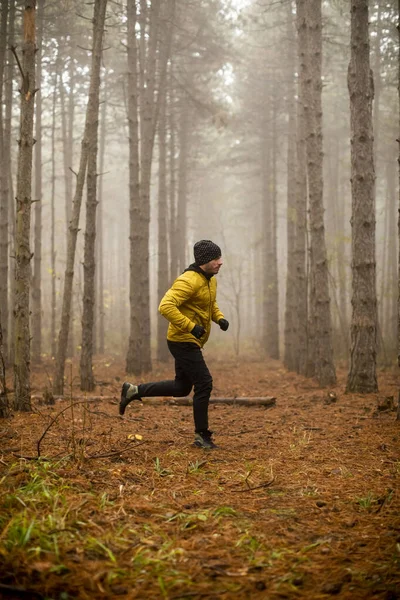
[[86, 440, 148, 459], [231, 476, 275, 493]]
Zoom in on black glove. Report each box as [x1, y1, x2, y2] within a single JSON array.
[[191, 324, 206, 339], [219, 318, 229, 331]]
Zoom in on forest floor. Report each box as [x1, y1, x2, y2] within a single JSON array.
[[0, 353, 399, 600]]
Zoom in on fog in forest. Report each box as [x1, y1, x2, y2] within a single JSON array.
[[0, 0, 398, 402]]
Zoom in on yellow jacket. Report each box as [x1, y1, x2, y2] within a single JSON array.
[[158, 267, 225, 348]]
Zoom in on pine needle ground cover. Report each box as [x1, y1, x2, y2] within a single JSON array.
[[0, 357, 399, 599]]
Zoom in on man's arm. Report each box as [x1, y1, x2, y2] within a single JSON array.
[[158, 276, 197, 332]]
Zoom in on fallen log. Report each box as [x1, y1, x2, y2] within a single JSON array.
[[157, 397, 277, 407], [32, 395, 276, 407]]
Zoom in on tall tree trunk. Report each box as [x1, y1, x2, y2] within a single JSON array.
[[156, 0, 175, 360], [346, 0, 378, 393], [294, 0, 309, 376], [384, 159, 397, 355], [176, 94, 189, 273], [397, 0, 400, 377], [80, 7, 108, 391], [59, 42, 75, 357], [4, 0, 15, 365], [96, 79, 106, 356], [31, 0, 44, 363], [53, 0, 107, 395], [261, 126, 271, 352], [50, 65, 57, 358], [283, 6, 297, 371], [126, 0, 161, 374], [139, 0, 159, 371], [13, 0, 37, 412], [0, 0, 9, 363], [168, 76, 178, 280], [156, 85, 170, 362], [126, 0, 141, 374], [304, 0, 336, 386], [265, 90, 279, 359]]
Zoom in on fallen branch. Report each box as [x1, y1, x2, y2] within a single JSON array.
[[32, 395, 276, 407], [86, 440, 148, 459], [231, 477, 275, 493], [36, 400, 99, 458], [161, 397, 277, 407], [32, 395, 112, 403]]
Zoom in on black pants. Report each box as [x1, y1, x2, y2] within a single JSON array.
[[137, 341, 212, 433]]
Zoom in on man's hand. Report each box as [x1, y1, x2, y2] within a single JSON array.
[[219, 318, 229, 331], [192, 324, 206, 339]]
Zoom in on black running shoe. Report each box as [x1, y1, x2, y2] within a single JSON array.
[[119, 382, 142, 415], [193, 430, 218, 449]]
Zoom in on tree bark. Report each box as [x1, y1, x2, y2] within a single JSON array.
[[0, 316, 8, 418], [384, 159, 397, 355], [284, 6, 297, 371], [50, 63, 58, 358], [266, 88, 279, 359], [168, 74, 178, 280], [31, 0, 44, 364], [59, 41, 75, 357], [53, 0, 107, 395], [303, 0, 336, 386], [14, 0, 37, 412], [294, 0, 309, 377], [398, 0, 400, 376], [4, 0, 15, 366], [80, 2, 107, 390], [127, 0, 166, 374], [156, 0, 175, 363], [126, 0, 141, 374], [176, 94, 189, 273], [96, 75, 107, 356], [156, 85, 170, 362], [346, 0, 378, 393], [0, 0, 9, 364]]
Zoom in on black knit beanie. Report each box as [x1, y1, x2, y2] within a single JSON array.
[[193, 240, 221, 266]]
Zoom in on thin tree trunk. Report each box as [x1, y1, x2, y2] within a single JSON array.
[[261, 108, 271, 352], [168, 75, 178, 280], [4, 0, 15, 366], [59, 43, 75, 357], [295, 0, 309, 376], [80, 6, 108, 391], [54, 0, 107, 395], [13, 0, 37, 412], [304, 0, 336, 386], [0, 0, 9, 364], [384, 159, 397, 355], [266, 89, 279, 359], [0, 316, 8, 418], [156, 0, 175, 360], [176, 94, 189, 273], [31, 0, 44, 364], [283, 6, 297, 371], [126, 0, 161, 374], [139, 0, 160, 371], [346, 0, 378, 393], [126, 0, 141, 374], [96, 76, 107, 356], [397, 0, 400, 379], [50, 66, 57, 358], [156, 85, 170, 362]]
